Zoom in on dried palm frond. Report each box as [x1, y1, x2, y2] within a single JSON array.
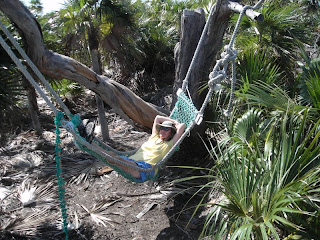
[[55, 210, 81, 232], [1, 207, 56, 236], [157, 176, 208, 198], [43, 155, 99, 184], [0, 187, 10, 201], [2, 172, 30, 183], [65, 158, 102, 184], [80, 196, 122, 227], [17, 178, 58, 207]]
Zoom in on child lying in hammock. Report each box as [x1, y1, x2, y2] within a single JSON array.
[[79, 115, 185, 182]]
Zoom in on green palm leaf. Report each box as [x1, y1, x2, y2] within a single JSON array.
[[202, 108, 320, 239], [233, 108, 262, 147]]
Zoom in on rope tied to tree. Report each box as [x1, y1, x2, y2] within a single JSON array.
[[178, 1, 265, 120], [205, 1, 264, 116], [0, 2, 266, 238]]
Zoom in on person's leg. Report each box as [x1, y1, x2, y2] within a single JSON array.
[[91, 142, 140, 178], [122, 156, 155, 182]]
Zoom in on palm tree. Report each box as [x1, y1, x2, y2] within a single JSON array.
[[58, 1, 91, 63], [68, 0, 112, 141]]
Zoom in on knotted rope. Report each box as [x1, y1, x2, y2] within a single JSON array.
[[182, 0, 265, 117], [54, 111, 69, 240]]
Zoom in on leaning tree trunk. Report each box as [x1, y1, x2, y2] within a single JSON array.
[[0, 0, 162, 129], [0, 0, 234, 131]]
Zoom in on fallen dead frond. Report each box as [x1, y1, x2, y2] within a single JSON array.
[[1, 207, 57, 236], [80, 196, 122, 227], [43, 156, 99, 184], [17, 178, 58, 207]]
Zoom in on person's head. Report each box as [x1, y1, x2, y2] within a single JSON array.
[[157, 121, 176, 141]]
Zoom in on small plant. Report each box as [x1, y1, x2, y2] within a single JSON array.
[[51, 78, 84, 98]]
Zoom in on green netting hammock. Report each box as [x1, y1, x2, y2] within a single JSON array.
[[0, 15, 203, 184], [61, 88, 202, 183]]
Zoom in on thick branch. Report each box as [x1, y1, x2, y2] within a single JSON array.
[[0, 0, 161, 128], [228, 1, 264, 22]]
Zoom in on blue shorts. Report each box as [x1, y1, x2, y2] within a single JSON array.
[[121, 156, 155, 182]]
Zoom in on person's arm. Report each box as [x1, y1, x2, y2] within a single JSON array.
[[151, 115, 185, 143], [172, 122, 185, 144]]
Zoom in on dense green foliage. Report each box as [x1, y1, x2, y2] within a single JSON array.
[[196, 1, 320, 239]]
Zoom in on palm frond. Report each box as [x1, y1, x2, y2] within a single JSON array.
[[233, 108, 262, 148], [17, 178, 58, 207], [201, 108, 320, 239], [80, 196, 122, 227], [1, 207, 57, 236]]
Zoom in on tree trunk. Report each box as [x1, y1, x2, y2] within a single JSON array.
[[173, 1, 232, 112], [0, 0, 233, 131], [173, 8, 206, 108], [23, 76, 42, 134], [90, 48, 110, 141], [172, 1, 232, 161]]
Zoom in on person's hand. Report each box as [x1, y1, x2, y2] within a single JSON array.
[[172, 120, 179, 126]]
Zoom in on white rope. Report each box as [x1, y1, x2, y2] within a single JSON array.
[[202, 1, 265, 117]]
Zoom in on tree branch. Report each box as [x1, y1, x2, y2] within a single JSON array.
[[0, 0, 161, 129], [228, 1, 264, 22]]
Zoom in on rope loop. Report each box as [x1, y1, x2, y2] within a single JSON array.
[[227, 48, 238, 61]]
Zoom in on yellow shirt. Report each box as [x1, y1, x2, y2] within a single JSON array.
[[130, 135, 174, 165]]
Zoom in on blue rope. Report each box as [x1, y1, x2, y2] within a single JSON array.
[[54, 111, 69, 240]]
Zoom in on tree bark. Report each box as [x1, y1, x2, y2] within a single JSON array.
[[173, 1, 232, 112], [23, 76, 42, 134], [173, 8, 206, 108], [170, 0, 233, 162], [0, 0, 161, 129], [173, 0, 232, 148], [0, 0, 233, 131]]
